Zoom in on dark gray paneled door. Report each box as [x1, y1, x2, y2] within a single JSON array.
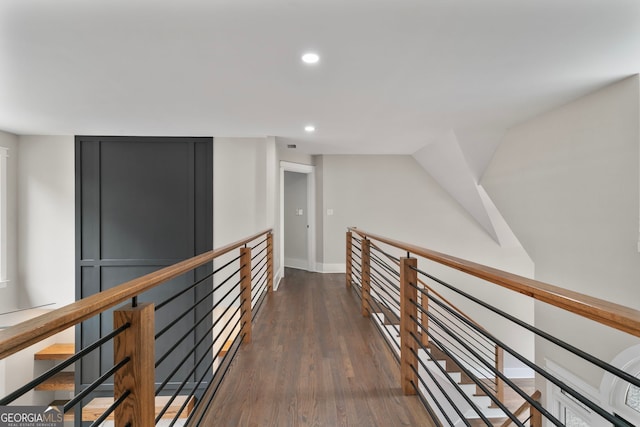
[[75, 136, 213, 397]]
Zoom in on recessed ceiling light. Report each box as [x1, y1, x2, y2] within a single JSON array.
[[305, 125, 316, 132], [302, 52, 320, 64]]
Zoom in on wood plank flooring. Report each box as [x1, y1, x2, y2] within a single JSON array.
[[201, 268, 433, 426]]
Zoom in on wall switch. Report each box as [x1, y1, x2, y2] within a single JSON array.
[[327, 209, 334, 216]]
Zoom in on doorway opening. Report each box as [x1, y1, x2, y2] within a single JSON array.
[[279, 161, 316, 281]]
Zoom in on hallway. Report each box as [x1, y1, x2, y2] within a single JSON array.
[[201, 268, 432, 426]]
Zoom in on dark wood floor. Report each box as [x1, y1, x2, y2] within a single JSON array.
[[201, 268, 433, 426]]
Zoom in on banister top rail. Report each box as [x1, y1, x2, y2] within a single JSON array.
[[367, 239, 484, 331], [0, 228, 272, 360], [349, 227, 640, 338]]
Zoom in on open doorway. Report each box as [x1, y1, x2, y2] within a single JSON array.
[[280, 161, 316, 277], [284, 171, 309, 269]]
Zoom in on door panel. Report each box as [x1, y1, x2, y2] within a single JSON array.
[[75, 136, 213, 396]]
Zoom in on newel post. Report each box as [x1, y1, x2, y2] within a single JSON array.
[[531, 393, 543, 427], [267, 232, 274, 293], [361, 237, 371, 317], [346, 231, 353, 289], [240, 246, 253, 343], [114, 303, 155, 427], [400, 256, 418, 395]]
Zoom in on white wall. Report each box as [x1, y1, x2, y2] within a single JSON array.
[[0, 131, 19, 313], [318, 154, 535, 364], [18, 135, 75, 309], [213, 137, 276, 246], [482, 75, 640, 387], [1, 309, 73, 406], [213, 137, 277, 296], [278, 148, 314, 166], [283, 171, 308, 268], [10, 135, 277, 309]]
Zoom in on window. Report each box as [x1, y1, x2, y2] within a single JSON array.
[[546, 360, 597, 426], [600, 344, 640, 426], [562, 405, 590, 427], [557, 388, 592, 426], [626, 379, 640, 413], [0, 147, 7, 288]]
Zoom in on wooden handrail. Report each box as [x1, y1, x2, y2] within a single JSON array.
[[356, 231, 504, 401], [0, 229, 272, 360], [500, 390, 541, 427], [350, 228, 640, 338], [366, 237, 505, 400], [368, 240, 483, 331]]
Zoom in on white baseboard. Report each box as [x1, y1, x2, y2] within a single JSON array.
[[317, 263, 346, 273], [279, 262, 346, 274], [273, 267, 284, 291], [284, 257, 309, 270]]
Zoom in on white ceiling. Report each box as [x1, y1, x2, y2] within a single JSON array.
[[1, 0, 639, 161]]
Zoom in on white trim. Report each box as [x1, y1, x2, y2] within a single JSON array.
[[280, 161, 316, 275], [280, 161, 314, 174], [273, 267, 284, 291], [317, 263, 346, 273], [504, 367, 535, 379], [546, 359, 600, 401], [546, 358, 600, 426], [284, 257, 309, 270], [600, 344, 640, 424], [0, 147, 8, 289]]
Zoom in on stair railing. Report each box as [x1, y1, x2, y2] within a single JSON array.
[[347, 227, 640, 427], [366, 236, 506, 404], [0, 229, 274, 427], [500, 390, 542, 427]]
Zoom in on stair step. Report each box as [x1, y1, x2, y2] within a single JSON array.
[[35, 372, 74, 391], [377, 304, 400, 325], [466, 417, 508, 426], [49, 400, 73, 421], [465, 403, 508, 419], [218, 340, 232, 358], [35, 343, 74, 360], [82, 395, 195, 421]]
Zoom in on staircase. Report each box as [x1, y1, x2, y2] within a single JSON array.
[[34, 343, 196, 423], [371, 313, 533, 426], [34, 343, 75, 421], [81, 395, 195, 422]]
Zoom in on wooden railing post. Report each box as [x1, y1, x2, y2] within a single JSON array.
[[531, 391, 542, 427], [346, 231, 353, 289], [114, 303, 155, 427], [361, 238, 371, 317], [400, 256, 418, 395], [500, 390, 542, 427], [420, 284, 429, 347], [496, 345, 505, 403], [240, 247, 252, 343], [267, 232, 274, 293]]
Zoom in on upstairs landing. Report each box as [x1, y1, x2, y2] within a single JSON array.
[[201, 268, 432, 426]]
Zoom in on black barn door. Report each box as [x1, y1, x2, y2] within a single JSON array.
[[75, 136, 213, 403]]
